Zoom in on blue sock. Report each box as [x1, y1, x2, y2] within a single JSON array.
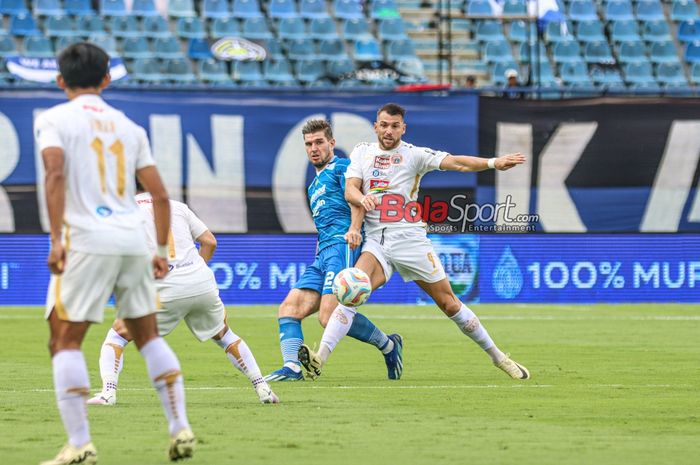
[[347, 312, 390, 352], [279, 317, 303, 366]]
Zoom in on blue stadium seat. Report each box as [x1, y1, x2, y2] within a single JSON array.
[[502, 0, 527, 16], [268, 0, 298, 19], [604, 0, 634, 21], [519, 41, 548, 64], [287, 38, 315, 60], [0, 35, 18, 56], [491, 61, 519, 84], [545, 20, 574, 42], [88, 34, 117, 55], [560, 62, 591, 84], [623, 62, 656, 84], [642, 20, 672, 43], [552, 40, 582, 63], [23, 36, 54, 57], [164, 58, 196, 83], [44, 16, 78, 38], [385, 38, 417, 61], [584, 41, 614, 64], [187, 38, 212, 59], [210, 17, 239, 38], [326, 58, 355, 77], [107, 16, 141, 38], [9, 13, 41, 36], [241, 17, 273, 39], [508, 20, 536, 43], [100, 0, 127, 17], [198, 58, 232, 83], [378, 18, 407, 41], [590, 67, 625, 86], [154, 37, 183, 59], [655, 62, 687, 85], [122, 37, 153, 59], [678, 21, 700, 43], [55, 36, 82, 53], [576, 20, 606, 43], [333, 0, 363, 20], [671, 0, 700, 22], [483, 40, 514, 63], [650, 41, 679, 64], [309, 17, 339, 40], [131, 58, 163, 82], [232, 0, 262, 18], [371, 0, 401, 19], [262, 38, 285, 59], [617, 41, 648, 64], [263, 59, 297, 84], [77, 16, 106, 37], [33, 0, 63, 16], [132, 0, 159, 17], [0, 0, 28, 15], [342, 18, 371, 40], [475, 21, 505, 42], [465, 0, 493, 15], [684, 42, 700, 62], [202, 0, 231, 20], [168, 0, 196, 17], [690, 62, 700, 83], [568, 0, 597, 21], [352, 36, 383, 61], [64, 0, 94, 15], [294, 59, 325, 83], [318, 38, 349, 61], [635, 0, 664, 21], [276, 17, 306, 39], [609, 20, 641, 43], [143, 15, 171, 38], [177, 17, 206, 39], [300, 0, 329, 19], [232, 60, 263, 82]]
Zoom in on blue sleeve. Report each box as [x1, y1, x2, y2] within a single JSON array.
[[336, 159, 349, 194]]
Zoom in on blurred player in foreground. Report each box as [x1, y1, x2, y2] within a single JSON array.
[[87, 182, 279, 406], [36, 43, 193, 465], [299, 103, 531, 381], [264, 119, 403, 382]]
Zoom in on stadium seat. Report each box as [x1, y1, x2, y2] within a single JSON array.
[[131, 58, 163, 82], [318, 38, 349, 61], [107, 16, 141, 39], [241, 17, 273, 39], [44, 16, 78, 38], [64, 0, 94, 15], [491, 61, 519, 84], [576, 20, 606, 43], [545, 20, 574, 43], [100, 0, 127, 17], [684, 42, 700, 62], [9, 13, 41, 36], [268, 0, 298, 18], [609, 20, 641, 43], [690, 62, 700, 83], [370, 0, 401, 19], [276, 17, 306, 39], [385, 38, 417, 61], [232, 0, 262, 18], [353, 36, 383, 61], [650, 41, 679, 64], [519, 41, 548, 64], [655, 62, 687, 85], [154, 37, 183, 59], [475, 21, 505, 42], [232, 60, 263, 82], [0, 35, 18, 56], [603, 0, 635, 21], [300, 0, 329, 19], [187, 38, 212, 59], [88, 34, 117, 55], [395, 57, 426, 81], [143, 15, 171, 38], [177, 17, 206, 39], [198, 58, 232, 83], [0, 0, 28, 15], [210, 17, 239, 38], [623, 62, 656, 84], [378, 18, 407, 41], [617, 41, 648, 63], [483, 40, 514, 63], [168, 0, 196, 17], [333, 0, 363, 20], [678, 21, 700, 43], [33, 0, 63, 16], [560, 62, 591, 84], [263, 59, 297, 84], [262, 38, 285, 59], [642, 20, 672, 43], [671, 0, 700, 22], [77, 15, 106, 37], [287, 38, 315, 60], [202, 0, 231, 20], [309, 17, 339, 40], [508, 20, 536, 43], [342, 18, 372, 40], [326, 58, 355, 77], [568, 0, 598, 21], [132, 0, 159, 17], [552, 40, 582, 63], [584, 41, 614, 64], [294, 59, 325, 83], [465, 0, 493, 15], [122, 37, 153, 59], [164, 58, 196, 83], [502, 0, 527, 16], [590, 66, 625, 86], [55, 36, 82, 53], [635, 0, 665, 21], [23, 36, 54, 58]]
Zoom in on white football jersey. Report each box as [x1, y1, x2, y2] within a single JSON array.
[[135, 193, 218, 302], [345, 141, 449, 235], [34, 94, 154, 255]]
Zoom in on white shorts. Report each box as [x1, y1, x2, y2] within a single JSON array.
[[362, 228, 446, 283], [156, 290, 226, 342], [45, 251, 156, 323]]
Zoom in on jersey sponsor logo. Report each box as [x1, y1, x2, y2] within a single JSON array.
[[369, 179, 390, 192], [372, 169, 380, 176], [373, 155, 391, 169], [96, 206, 113, 217], [82, 104, 104, 113], [391, 154, 403, 165]]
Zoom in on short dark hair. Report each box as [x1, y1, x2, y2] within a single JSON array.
[[377, 103, 406, 119], [58, 42, 110, 90], [301, 119, 333, 140]]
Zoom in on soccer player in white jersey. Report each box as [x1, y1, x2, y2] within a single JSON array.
[[299, 103, 531, 381], [87, 183, 279, 406], [35, 43, 194, 465]]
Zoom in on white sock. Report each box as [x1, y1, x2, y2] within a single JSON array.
[[450, 304, 505, 363], [318, 305, 357, 364], [139, 338, 190, 436], [214, 329, 265, 387], [98, 328, 128, 393], [53, 350, 91, 448]]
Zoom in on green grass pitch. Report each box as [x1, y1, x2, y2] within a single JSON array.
[[1, 304, 699, 465]]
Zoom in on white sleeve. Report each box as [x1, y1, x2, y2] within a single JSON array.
[[34, 112, 64, 151], [135, 125, 156, 169], [414, 146, 450, 174], [185, 206, 209, 240], [344, 144, 364, 179]]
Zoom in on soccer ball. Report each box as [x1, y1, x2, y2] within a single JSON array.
[[332, 268, 372, 307]]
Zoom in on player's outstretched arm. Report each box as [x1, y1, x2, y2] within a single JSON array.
[[344, 204, 365, 250], [345, 177, 378, 212], [42, 147, 66, 274], [196, 230, 217, 263], [137, 165, 170, 279], [439, 153, 526, 172]]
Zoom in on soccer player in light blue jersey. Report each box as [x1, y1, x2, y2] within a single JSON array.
[[264, 119, 402, 382]]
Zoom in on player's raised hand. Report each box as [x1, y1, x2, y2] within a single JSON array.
[[495, 153, 526, 171], [47, 243, 65, 275], [152, 256, 169, 279], [344, 227, 362, 250], [360, 194, 379, 212]]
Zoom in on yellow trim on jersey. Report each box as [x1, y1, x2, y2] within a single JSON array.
[[110, 140, 125, 197], [409, 174, 421, 199], [168, 230, 176, 259]]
